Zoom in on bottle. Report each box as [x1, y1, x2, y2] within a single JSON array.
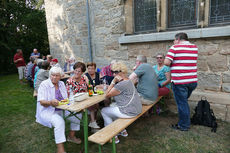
[[88, 81, 93, 97], [103, 78, 107, 91], [69, 85, 74, 104]]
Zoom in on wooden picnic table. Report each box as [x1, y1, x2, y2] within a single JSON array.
[[56, 94, 106, 153]]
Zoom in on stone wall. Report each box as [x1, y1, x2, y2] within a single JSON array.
[[44, 0, 230, 121]]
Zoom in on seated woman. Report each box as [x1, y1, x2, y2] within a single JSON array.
[[153, 53, 171, 96], [66, 62, 100, 129], [85, 62, 101, 90], [35, 61, 50, 92], [101, 61, 142, 144], [36, 66, 81, 153]]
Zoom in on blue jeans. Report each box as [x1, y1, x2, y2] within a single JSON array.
[[172, 82, 197, 130]]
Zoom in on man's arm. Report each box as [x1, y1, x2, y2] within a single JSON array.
[[129, 72, 138, 85], [164, 58, 172, 66]]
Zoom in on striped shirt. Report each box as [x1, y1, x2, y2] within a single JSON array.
[[166, 41, 198, 85]]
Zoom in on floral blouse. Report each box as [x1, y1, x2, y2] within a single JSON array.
[[66, 76, 88, 96]]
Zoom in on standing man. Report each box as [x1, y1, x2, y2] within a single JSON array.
[[129, 55, 158, 105], [164, 32, 198, 131], [14, 49, 26, 84], [30, 48, 40, 58]]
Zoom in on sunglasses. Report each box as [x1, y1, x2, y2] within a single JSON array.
[[156, 57, 163, 59], [111, 70, 121, 74]]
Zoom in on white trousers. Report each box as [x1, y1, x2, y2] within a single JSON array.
[[50, 110, 82, 144], [101, 106, 134, 126], [17, 66, 25, 80]]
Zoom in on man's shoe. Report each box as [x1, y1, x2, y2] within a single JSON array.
[[171, 124, 188, 131], [89, 121, 100, 129]]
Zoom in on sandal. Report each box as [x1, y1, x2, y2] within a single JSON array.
[[67, 136, 82, 144]]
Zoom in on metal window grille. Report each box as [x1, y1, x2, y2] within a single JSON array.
[[210, 0, 230, 25], [134, 0, 157, 33], [168, 0, 197, 29]]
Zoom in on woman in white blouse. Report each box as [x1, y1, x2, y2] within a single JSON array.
[[36, 66, 81, 153]]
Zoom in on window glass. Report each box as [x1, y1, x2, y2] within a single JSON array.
[[168, 0, 197, 29], [134, 0, 157, 32], [210, 0, 230, 25]]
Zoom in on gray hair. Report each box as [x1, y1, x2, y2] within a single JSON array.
[[49, 66, 64, 77], [156, 53, 165, 58], [17, 49, 22, 53], [137, 55, 147, 63]]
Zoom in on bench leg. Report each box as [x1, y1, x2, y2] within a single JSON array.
[[83, 109, 89, 153], [112, 137, 116, 153], [98, 145, 102, 153]]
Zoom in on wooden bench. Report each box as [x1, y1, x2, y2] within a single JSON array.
[[88, 96, 162, 153]]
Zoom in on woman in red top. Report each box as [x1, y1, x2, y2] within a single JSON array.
[[66, 62, 88, 95], [66, 62, 100, 129]]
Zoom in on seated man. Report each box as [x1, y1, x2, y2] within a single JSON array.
[[51, 58, 61, 68], [129, 55, 158, 105], [30, 48, 40, 58]]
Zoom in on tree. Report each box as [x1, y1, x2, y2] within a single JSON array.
[[0, 0, 49, 74]]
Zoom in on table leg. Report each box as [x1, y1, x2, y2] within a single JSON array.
[[83, 109, 88, 153], [112, 137, 116, 153]]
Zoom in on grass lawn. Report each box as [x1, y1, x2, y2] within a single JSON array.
[[0, 74, 230, 153]]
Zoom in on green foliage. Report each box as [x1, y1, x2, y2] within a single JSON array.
[[0, 0, 49, 75]]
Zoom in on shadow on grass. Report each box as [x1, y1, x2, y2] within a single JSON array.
[[0, 74, 230, 153]]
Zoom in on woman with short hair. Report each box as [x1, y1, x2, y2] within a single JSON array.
[[84, 62, 102, 129], [153, 53, 171, 96], [66, 62, 101, 129], [65, 62, 88, 95], [101, 61, 142, 143], [85, 62, 101, 90], [36, 66, 82, 153]]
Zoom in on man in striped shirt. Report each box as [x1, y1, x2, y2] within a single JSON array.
[[164, 32, 198, 131]]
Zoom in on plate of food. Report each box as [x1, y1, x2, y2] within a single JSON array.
[[59, 98, 70, 105], [96, 90, 104, 95], [74, 92, 89, 101]]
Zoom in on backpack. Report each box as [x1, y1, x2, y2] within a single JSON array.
[[191, 97, 218, 132]]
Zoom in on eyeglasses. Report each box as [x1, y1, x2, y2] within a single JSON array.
[[156, 57, 163, 59], [111, 70, 121, 74]]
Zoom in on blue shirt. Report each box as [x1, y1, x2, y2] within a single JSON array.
[[31, 52, 40, 57], [153, 65, 170, 89]]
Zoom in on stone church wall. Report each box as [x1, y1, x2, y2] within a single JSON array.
[[44, 0, 230, 121]]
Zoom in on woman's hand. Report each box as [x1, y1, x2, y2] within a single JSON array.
[[113, 76, 123, 84], [50, 99, 59, 107], [40, 99, 59, 107]]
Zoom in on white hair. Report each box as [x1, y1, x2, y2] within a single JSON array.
[[49, 66, 64, 77]]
